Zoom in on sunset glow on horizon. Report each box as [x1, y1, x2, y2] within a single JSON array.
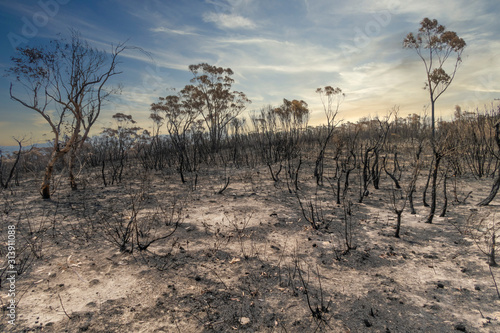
[[0, 0, 499, 147]]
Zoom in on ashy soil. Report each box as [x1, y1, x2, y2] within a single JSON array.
[[1, 164, 500, 333]]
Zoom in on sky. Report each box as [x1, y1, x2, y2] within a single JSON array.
[[0, 0, 499, 147]]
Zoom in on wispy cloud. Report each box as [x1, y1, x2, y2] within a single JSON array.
[[203, 12, 256, 29], [150, 27, 199, 36], [218, 37, 284, 45]]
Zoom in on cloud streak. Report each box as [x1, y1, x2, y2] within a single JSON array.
[[203, 12, 256, 29], [150, 27, 200, 36]]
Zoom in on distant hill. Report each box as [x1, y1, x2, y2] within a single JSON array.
[[0, 142, 52, 156]]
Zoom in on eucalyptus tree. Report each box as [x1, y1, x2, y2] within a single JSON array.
[[404, 18, 466, 223], [251, 105, 284, 182], [150, 92, 201, 184], [7, 31, 126, 199], [100, 113, 142, 186], [314, 86, 344, 186], [276, 99, 309, 193], [403, 18, 466, 139], [185, 63, 251, 154]]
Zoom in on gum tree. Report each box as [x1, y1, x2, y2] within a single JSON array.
[[314, 86, 344, 186], [403, 18, 466, 223], [7, 31, 126, 199], [276, 99, 309, 193], [150, 92, 201, 184], [185, 63, 251, 153], [403, 18, 466, 138]]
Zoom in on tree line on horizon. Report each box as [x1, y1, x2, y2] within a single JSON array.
[[5, 16, 500, 220]]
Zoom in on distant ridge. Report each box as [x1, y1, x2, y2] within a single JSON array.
[[0, 142, 52, 155]]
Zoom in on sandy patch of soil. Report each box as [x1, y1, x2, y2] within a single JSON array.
[[1, 166, 500, 332]]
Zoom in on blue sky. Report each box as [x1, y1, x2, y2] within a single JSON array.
[[0, 0, 499, 146]]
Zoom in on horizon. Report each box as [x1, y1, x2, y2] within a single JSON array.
[[1, 0, 499, 146]]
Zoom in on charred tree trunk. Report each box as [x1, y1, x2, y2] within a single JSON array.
[[293, 156, 302, 193], [383, 156, 401, 189], [479, 121, 500, 206], [395, 210, 403, 238], [361, 148, 372, 199], [479, 176, 500, 206], [314, 142, 327, 186], [425, 152, 441, 224], [101, 159, 107, 187], [372, 150, 381, 190], [439, 172, 448, 217], [267, 163, 282, 183], [41, 149, 64, 199], [489, 233, 498, 267], [68, 146, 77, 190], [422, 157, 433, 207], [178, 154, 187, 184], [336, 174, 342, 205], [408, 185, 417, 214], [0, 140, 23, 189]]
